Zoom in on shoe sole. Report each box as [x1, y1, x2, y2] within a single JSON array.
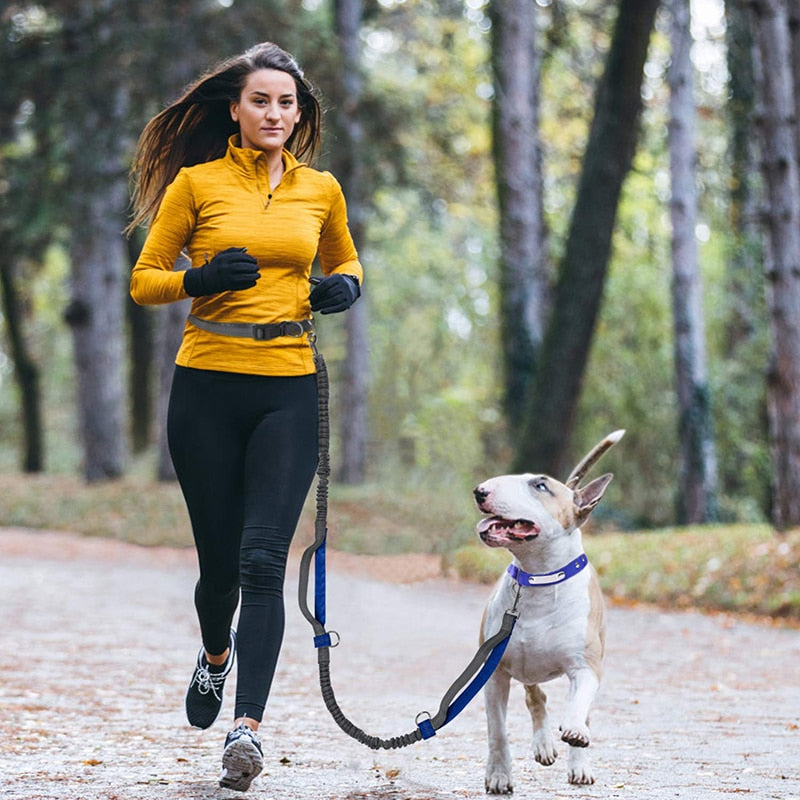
[[219, 737, 264, 792]]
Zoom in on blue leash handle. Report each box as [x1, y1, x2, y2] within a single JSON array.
[[417, 616, 517, 739], [417, 609, 517, 739], [314, 535, 327, 626]]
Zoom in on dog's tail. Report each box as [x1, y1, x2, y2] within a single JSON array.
[[565, 429, 625, 489]]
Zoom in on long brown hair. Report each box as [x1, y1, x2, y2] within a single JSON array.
[[126, 42, 321, 234]]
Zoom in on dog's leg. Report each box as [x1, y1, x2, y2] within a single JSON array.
[[560, 667, 598, 785], [484, 668, 513, 794], [566, 740, 594, 786], [524, 684, 558, 767]]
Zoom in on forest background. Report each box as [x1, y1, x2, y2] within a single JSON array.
[[1, 0, 799, 618]]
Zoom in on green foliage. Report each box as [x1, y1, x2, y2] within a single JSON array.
[[362, 187, 504, 488], [326, 0, 508, 489], [0, 0, 777, 527], [573, 8, 771, 526], [0, 245, 77, 474]]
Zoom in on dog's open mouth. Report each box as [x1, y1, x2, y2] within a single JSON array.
[[477, 516, 540, 546]]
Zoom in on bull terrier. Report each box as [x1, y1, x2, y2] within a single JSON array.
[[474, 430, 624, 793]]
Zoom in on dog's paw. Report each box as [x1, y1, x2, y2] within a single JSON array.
[[567, 744, 594, 785], [567, 765, 595, 785], [559, 724, 590, 748], [485, 771, 514, 794], [532, 732, 558, 766]]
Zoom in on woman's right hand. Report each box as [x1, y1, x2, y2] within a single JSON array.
[[183, 247, 260, 297]]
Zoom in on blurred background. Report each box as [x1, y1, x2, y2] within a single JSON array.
[[2, 0, 799, 604]]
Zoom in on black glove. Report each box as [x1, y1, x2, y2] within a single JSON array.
[[184, 247, 260, 297], [309, 274, 360, 314]]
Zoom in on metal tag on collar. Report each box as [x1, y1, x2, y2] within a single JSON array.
[[507, 554, 588, 588], [525, 570, 566, 586]]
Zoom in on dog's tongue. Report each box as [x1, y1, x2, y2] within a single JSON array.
[[477, 517, 497, 535], [478, 516, 539, 539]]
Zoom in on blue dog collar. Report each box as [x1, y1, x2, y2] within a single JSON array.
[[507, 553, 589, 587]]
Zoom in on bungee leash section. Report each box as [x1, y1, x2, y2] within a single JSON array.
[[297, 332, 519, 750]]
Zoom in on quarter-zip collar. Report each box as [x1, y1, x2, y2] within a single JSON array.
[[224, 134, 305, 184]]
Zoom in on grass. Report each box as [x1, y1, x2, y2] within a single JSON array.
[[1, 472, 798, 624], [0, 473, 193, 547]]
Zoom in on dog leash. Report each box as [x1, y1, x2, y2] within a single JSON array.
[[297, 332, 520, 749]]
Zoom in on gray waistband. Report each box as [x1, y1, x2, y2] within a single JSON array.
[[188, 315, 313, 341]]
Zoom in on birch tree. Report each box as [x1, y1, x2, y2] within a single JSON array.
[[667, 0, 718, 522], [751, 0, 800, 528]]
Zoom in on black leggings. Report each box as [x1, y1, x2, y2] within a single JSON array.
[[168, 365, 318, 721]]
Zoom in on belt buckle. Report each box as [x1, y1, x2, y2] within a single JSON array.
[[251, 324, 269, 341], [281, 321, 305, 338]]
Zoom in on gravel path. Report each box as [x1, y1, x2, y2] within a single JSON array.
[[0, 528, 798, 800]]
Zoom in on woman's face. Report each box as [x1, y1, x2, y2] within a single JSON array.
[[230, 68, 302, 154]]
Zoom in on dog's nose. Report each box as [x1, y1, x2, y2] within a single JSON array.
[[474, 486, 489, 505]]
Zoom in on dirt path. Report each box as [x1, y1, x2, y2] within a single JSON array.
[[0, 528, 798, 800]]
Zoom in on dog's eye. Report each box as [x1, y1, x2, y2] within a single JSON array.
[[529, 478, 549, 493]]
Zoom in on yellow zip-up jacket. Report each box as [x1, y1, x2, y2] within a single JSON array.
[[130, 137, 363, 376]]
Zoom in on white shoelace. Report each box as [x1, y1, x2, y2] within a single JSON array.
[[192, 662, 227, 700]]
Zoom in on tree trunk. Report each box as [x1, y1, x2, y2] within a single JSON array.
[[60, 4, 131, 482], [0, 258, 44, 472], [66, 185, 128, 481], [724, 0, 763, 352], [789, 1, 800, 157], [332, 0, 370, 484], [751, 0, 800, 528], [513, 0, 661, 476], [667, 0, 718, 523], [489, 0, 548, 432]]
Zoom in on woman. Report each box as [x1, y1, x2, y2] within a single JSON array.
[[128, 42, 362, 792]]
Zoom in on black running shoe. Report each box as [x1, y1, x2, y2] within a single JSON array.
[[219, 724, 264, 792], [185, 629, 236, 729]]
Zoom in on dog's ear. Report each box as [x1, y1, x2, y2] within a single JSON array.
[[573, 473, 613, 524]]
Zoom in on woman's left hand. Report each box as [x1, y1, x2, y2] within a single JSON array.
[[309, 274, 361, 314]]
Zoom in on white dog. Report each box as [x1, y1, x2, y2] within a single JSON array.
[[474, 431, 623, 793]]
